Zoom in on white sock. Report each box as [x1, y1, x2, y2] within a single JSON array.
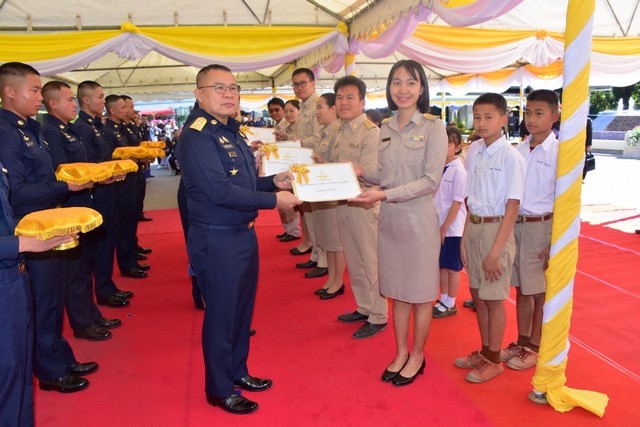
[[446, 296, 456, 308], [436, 295, 448, 312]]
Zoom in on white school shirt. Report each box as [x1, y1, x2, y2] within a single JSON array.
[[516, 132, 558, 215], [464, 136, 526, 217], [434, 157, 468, 237]]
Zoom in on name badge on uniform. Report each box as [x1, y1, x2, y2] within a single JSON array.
[[382, 137, 391, 142], [228, 151, 238, 158], [348, 143, 360, 148], [409, 135, 424, 141]]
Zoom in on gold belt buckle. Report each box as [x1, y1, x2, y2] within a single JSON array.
[[18, 260, 26, 273], [248, 221, 255, 230], [470, 214, 481, 225]]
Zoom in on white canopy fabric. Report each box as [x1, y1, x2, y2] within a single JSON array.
[[0, 0, 639, 101]]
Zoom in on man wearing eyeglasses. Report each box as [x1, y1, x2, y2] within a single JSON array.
[[284, 68, 329, 279], [176, 64, 301, 415]]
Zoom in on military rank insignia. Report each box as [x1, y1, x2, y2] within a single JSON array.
[[189, 117, 207, 131]]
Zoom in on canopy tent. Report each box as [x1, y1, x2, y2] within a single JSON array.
[[0, 0, 639, 102]]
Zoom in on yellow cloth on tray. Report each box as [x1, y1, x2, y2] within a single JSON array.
[[140, 141, 167, 149], [99, 159, 139, 175], [112, 146, 166, 159], [15, 207, 103, 240], [55, 163, 113, 185]]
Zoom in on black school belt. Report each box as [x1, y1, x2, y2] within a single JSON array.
[[190, 220, 255, 230], [469, 214, 502, 224], [516, 213, 553, 224]]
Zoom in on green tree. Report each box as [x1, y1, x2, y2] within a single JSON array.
[[589, 89, 616, 115]]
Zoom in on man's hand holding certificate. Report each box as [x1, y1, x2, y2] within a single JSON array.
[[290, 163, 362, 202]]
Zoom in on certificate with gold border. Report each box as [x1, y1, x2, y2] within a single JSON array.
[[262, 146, 314, 176], [291, 163, 361, 202], [243, 126, 276, 143]]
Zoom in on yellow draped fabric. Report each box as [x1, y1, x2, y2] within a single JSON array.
[[140, 141, 167, 149], [100, 159, 139, 175], [532, 0, 609, 417], [15, 207, 103, 241], [112, 146, 165, 159], [0, 24, 338, 62], [411, 24, 640, 56], [55, 163, 113, 185]]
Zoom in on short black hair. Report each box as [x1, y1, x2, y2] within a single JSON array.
[[386, 60, 430, 113], [105, 94, 124, 113], [284, 99, 300, 110], [292, 68, 315, 82], [473, 93, 508, 115], [320, 93, 336, 107], [334, 76, 366, 100], [526, 89, 559, 113], [196, 64, 232, 87], [121, 94, 133, 101], [42, 80, 71, 103], [0, 62, 40, 90], [267, 97, 285, 109]]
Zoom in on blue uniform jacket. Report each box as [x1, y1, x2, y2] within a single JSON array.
[[175, 109, 277, 226], [0, 162, 20, 269], [41, 114, 93, 209], [73, 111, 112, 163], [0, 109, 68, 218]]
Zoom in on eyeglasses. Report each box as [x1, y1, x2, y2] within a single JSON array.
[[197, 83, 240, 94], [292, 80, 309, 89]]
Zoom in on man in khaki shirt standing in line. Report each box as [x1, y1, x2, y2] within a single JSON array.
[[329, 76, 387, 339], [278, 68, 327, 278]]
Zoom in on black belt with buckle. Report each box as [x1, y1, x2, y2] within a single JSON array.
[[470, 214, 502, 225], [516, 213, 553, 224], [190, 220, 255, 230]]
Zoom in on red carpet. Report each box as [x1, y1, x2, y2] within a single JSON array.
[[34, 209, 639, 426]]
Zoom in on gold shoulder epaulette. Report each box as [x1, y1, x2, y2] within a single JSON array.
[[189, 117, 207, 132], [422, 113, 437, 120], [364, 120, 377, 129], [381, 117, 392, 124]]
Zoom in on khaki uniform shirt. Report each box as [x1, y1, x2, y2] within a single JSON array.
[[329, 113, 379, 190], [298, 93, 321, 149], [314, 119, 341, 163]]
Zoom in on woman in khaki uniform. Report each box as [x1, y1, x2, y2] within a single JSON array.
[[355, 60, 447, 386]]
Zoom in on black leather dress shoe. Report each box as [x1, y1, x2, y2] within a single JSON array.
[[319, 284, 345, 300], [136, 252, 147, 261], [353, 321, 387, 339], [121, 268, 148, 279], [137, 245, 152, 254], [296, 260, 317, 269], [68, 361, 99, 376], [314, 287, 328, 295], [97, 294, 130, 308], [207, 394, 258, 414], [114, 288, 134, 299], [73, 324, 112, 341], [249, 329, 256, 336], [138, 216, 153, 222], [337, 310, 368, 323], [95, 317, 122, 329], [275, 232, 287, 239], [305, 267, 328, 278], [391, 358, 426, 387], [279, 233, 300, 242], [39, 374, 89, 393], [233, 375, 273, 392], [290, 246, 312, 256], [381, 355, 409, 382], [136, 263, 151, 271]]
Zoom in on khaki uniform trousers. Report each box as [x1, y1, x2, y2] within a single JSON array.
[[303, 202, 327, 268], [337, 201, 387, 324]]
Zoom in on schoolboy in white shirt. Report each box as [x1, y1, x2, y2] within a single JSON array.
[[501, 89, 559, 370], [455, 93, 526, 383], [433, 126, 467, 318]]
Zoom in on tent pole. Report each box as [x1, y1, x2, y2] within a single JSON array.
[[441, 91, 445, 122]]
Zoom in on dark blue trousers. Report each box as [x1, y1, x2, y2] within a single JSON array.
[[177, 180, 202, 305], [115, 174, 138, 271], [27, 252, 75, 381], [0, 270, 33, 427], [92, 184, 117, 298], [65, 231, 101, 330], [187, 223, 258, 398]]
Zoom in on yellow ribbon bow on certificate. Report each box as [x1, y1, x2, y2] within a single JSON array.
[[290, 163, 310, 185], [261, 144, 280, 161], [240, 125, 255, 136]]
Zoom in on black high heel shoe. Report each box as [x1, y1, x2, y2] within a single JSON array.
[[319, 284, 345, 300], [391, 358, 425, 386], [381, 354, 410, 382]]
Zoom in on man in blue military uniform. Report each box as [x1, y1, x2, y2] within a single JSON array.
[[102, 94, 148, 279], [0, 62, 97, 393], [74, 81, 134, 308], [41, 80, 121, 341], [176, 64, 301, 415], [0, 157, 78, 426]]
